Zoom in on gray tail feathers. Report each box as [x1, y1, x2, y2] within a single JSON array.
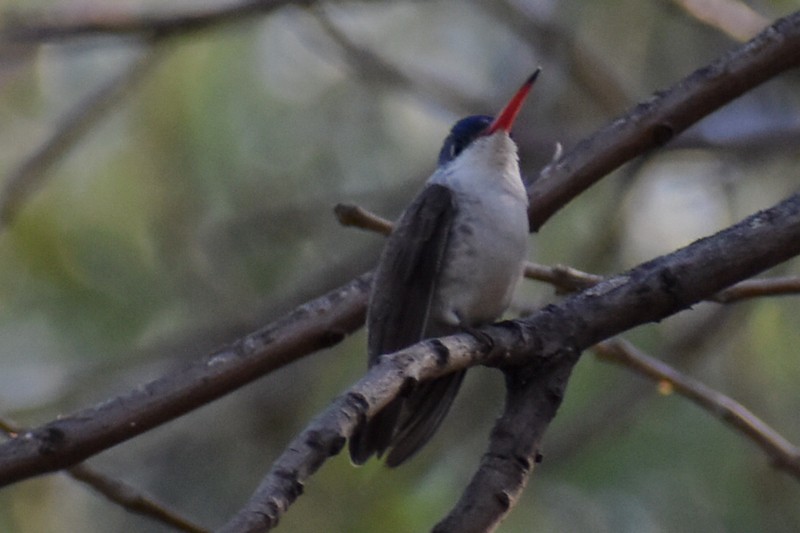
[[349, 371, 466, 467]]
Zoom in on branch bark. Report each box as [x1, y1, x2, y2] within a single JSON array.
[[0, 275, 370, 486]]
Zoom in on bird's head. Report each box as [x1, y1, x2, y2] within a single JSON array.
[[437, 68, 540, 167]]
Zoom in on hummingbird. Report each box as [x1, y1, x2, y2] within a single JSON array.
[[349, 70, 539, 467]]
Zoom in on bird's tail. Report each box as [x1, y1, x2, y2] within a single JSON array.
[[349, 371, 466, 467]]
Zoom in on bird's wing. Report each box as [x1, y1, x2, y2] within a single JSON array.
[[349, 183, 457, 465], [366, 183, 457, 362]]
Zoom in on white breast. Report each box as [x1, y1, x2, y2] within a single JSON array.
[[428, 132, 530, 327]]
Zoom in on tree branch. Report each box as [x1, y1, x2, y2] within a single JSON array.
[[432, 192, 800, 532], [527, 9, 800, 230], [0, 274, 370, 486], [594, 338, 800, 479], [712, 276, 800, 302], [333, 203, 392, 236], [222, 192, 800, 532]]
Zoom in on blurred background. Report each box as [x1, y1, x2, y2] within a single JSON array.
[[1, 0, 800, 531]]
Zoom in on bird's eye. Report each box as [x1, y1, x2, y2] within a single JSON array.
[[452, 139, 469, 159]]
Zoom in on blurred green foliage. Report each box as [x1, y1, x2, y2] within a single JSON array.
[[1, 1, 800, 532]]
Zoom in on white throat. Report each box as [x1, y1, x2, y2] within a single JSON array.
[[429, 132, 527, 202]]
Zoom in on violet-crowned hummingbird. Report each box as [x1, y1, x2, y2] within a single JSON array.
[[349, 70, 540, 467]]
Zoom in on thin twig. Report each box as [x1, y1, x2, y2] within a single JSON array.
[[0, 415, 208, 533], [335, 201, 800, 299], [712, 276, 800, 302], [522, 262, 603, 292], [333, 203, 392, 236], [547, 305, 738, 463], [594, 339, 800, 479]]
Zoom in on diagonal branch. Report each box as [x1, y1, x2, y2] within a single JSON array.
[[431, 191, 800, 532], [222, 192, 800, 532], [311, 10, 487, 114], [527, 9, 800, 230], [594, 339, 800, 478], [0, 274, 370, 486]]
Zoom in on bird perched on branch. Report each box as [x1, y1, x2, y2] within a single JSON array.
[[349, 70, 539, 466]]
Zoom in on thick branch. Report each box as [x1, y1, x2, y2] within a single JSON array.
[[222, 192, 800, 532], [0, 275, 370, 486], [527, 10, 800, 230], [433, 358, 574, 533], [434, 191, 800, 531]]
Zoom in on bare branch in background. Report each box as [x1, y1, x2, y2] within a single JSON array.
[[0, 0, 315, 42], [594, 339, 800, 478], [0, 0, 325, 229], [0, 49, 162, 229], [478, 0, 634, 114], [547, 306, 738, 463], [0, 416, 208, 533], [309, 9, 488, 114]]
